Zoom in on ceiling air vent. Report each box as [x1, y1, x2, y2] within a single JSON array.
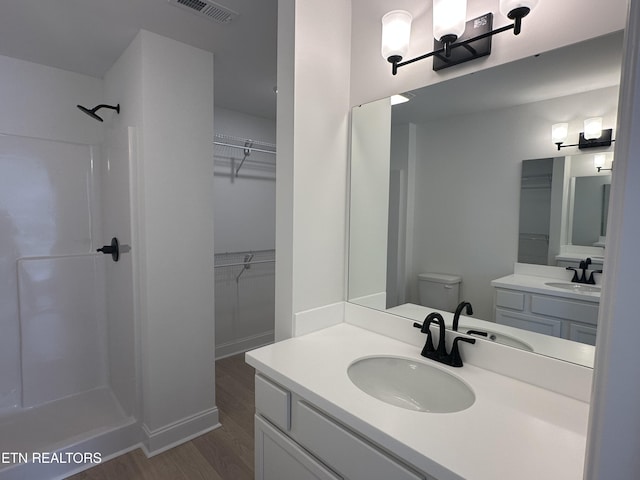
[[168, 0, 239, 24]]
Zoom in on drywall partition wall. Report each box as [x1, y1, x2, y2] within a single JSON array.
[[0, 56, 104, 411], [103, 31, 144, 419], [136, 30, 217, 453], [0, 54, 103, 145], [275, 0, 352, 340], [214, 107, 276, 358], [350, 0, 627, 107], [348, 98, 391, 307], [410, 86, 618, 321], [586, 3, 640, 477]]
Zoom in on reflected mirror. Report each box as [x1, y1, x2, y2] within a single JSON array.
[[348, 32, 623, 368], [518, 155, 612, 266]]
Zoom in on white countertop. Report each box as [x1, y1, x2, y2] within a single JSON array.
[[491, 273, 601, 302], [246, 323, 589, 480]]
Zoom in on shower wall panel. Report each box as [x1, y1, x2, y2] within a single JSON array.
[[0, 134, 103, 409], [18, 255, 107, 408]]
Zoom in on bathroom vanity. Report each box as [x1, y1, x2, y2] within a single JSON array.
[[246, 313, 590, 480], [492, 269, 600, 346]]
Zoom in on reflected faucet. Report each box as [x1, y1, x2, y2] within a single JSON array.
[[452, 301, 473, 332]]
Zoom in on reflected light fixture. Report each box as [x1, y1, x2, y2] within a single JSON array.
[[594, 154, 613, 173], [390, 94, 411, 105], [552, 117, 614, 151], [382, 0, 538, 75]]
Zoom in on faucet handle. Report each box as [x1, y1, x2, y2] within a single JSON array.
[[466, 330, 488, 337], [447, 337, 476, 368], [587, 269, 603, 285], [566, 266, 580, 283]]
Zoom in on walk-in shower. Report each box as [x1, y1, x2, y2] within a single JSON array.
[[0, 116, 137, 479]]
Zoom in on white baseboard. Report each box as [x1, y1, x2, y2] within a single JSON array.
[[141, 407, 220, 457], [216, 331, 274, 359]]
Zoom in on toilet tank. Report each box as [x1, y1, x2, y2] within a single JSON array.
[[417, 273, 462, 312]]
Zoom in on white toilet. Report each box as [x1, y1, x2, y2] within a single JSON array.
[[417, 273, 462, 312]]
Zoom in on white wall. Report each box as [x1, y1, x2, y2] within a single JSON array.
[[350, 0, 627, 107], [275, 0, 352, 340], [408, 86, 618, 321], [132, 30, 217, 453], [103, 32, 144, 418], [586, 3, 640, 476], [213, 107, 276, 357], [0, 55, 104, 145], [214, 107, 276, 252]]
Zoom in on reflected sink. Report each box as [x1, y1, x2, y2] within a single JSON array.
[[347, 356, 475, 413], [459, 327, 533, 352], [545, 282, 601, 293]]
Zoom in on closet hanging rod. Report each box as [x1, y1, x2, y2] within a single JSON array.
[[213, 141, 276, 155], [215, 259, 276, 268]]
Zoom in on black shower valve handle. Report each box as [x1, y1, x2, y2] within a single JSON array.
[[97, 237, 120, 262]]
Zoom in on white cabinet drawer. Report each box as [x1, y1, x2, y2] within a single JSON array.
[[255, 374, 291, 431], [567, 322, 598, 346], [495, 289, 525, 311], [292, 400, 424, 480], [496, 308, 563, 337], [531, 295, 599, 325]]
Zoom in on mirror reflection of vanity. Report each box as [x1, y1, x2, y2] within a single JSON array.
[[348, 32, 623, 369]]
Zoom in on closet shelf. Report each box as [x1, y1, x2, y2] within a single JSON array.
[[214, 134, 276, 177], [214, 249, 276, 282]]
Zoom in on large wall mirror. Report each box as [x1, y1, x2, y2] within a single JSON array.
[[348, 32, 623, 368]]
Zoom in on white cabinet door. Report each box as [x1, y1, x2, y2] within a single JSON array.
[[567, 322, 597, 345], [255, 415, 342, 480], [292, 400, 424, 480], [495, 308, 563, 337]]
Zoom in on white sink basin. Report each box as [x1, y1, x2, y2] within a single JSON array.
[[458, 327, 533, 352], [545, 282, 601, 293], [347, 356, 475, 413]]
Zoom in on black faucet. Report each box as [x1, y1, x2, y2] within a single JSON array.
[[452, 301, 473, 332], [413, 312, 476, 367], [567, 258, 594, 284]]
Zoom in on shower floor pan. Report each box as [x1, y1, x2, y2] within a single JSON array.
[[0, 387, 135, 476]]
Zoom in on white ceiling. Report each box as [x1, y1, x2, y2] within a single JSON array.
[[0, 0, 278, 119]]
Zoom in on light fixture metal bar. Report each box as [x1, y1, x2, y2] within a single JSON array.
[[392, 21, 514, 75], [556, 129, 614, 151]]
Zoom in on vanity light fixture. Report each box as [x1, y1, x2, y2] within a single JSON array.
[[552, 117, 614, 151], [382, 0, 538, 75], [594, 154, 613, 173]]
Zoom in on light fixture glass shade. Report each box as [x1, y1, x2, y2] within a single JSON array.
[[433, 0, 467, 42], [552, 123, 569, 144], [584, 117, 603, 140], [499, 0, 539, 18], [381, 10, 413, 61], [594, 154, 607, 169]]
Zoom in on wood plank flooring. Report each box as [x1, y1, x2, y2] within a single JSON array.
[[68, 354, 255, 480]]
